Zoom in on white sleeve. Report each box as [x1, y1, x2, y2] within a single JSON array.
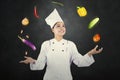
[[30, 41, 48, 70], [70, 42, 95, 67]]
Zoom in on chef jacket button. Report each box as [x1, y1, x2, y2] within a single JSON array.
[[52, 49, 54, 51], [52, 42, 54, 44], [62, 43, 64, 45], [62, 50, 64, 52]]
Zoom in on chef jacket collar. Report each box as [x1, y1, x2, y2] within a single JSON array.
[[52, 38, 65, 43]]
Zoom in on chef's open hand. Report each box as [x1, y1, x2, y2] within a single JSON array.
[[88, 45, 103, 56], [19, 56, 36, 64]]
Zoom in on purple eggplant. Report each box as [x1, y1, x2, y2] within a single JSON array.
[[18, 35, 36, 51]]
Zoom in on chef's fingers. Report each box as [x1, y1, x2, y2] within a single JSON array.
[[19, 60, 25, 63], [19, 60, 29, 64], [24, 56, 31, 59], [94, 45, 98, 50], [98, 47, 103, 52], [96, 47, 103, 53]]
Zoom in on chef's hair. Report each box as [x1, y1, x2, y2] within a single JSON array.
[[52, 22, 58, 29], [51, 22, 65, 29]]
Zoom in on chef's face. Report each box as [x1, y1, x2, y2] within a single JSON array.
[[52, 22, 66, 37]]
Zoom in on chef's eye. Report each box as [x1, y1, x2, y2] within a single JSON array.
[[62, 25, 65, 27], [57, 26, 60, 27]]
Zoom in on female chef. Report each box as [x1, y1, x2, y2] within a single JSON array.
[[20, 9, 103, 80]]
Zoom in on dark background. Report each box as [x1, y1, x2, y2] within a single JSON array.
[[0, 0, 120, 80]]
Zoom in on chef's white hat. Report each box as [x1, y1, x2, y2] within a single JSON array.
[[45, 8, 63, 28]]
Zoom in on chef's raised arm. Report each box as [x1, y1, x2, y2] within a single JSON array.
[[30, 41, 48, 70], [69, 41, 95, 67]]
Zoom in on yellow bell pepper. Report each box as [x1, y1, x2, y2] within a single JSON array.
[[77, 6, 87, 17]]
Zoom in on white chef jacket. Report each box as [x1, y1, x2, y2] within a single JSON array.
[[30, 38, 95, 80]]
